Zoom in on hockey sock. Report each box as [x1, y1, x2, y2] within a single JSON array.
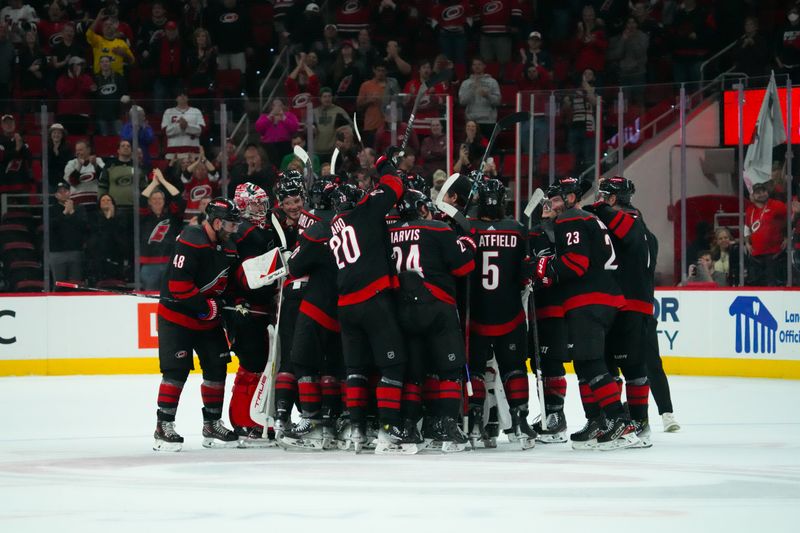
[[346, 374, 369, 423], [438, 380, 463, 420], [229, 367, 261, 429], [376, 376, 403, 427], [468, 375, 487, 409], [298, 377, 322, 418], [321, 375, 342, 418], [543, 376, 567, 414], [589, 374, 625, 418], [274, 372, 297, 418], [402, 382, 423, 422], [422, 375, 440, 417], [156, 378, 185, 422], [577, 380, 601, 419], [201, 380, 226, 421], [503, 370, 529, 409], [625, 377, 650, 420], [367, 372, 381, 416]]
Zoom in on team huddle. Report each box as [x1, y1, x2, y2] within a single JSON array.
[[150, 148, 678, 455]]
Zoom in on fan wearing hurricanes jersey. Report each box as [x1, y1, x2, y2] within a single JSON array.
[[530, 177, 636, 451], [153, 198, 241, 452], [468, 179, 538, 449], [389, 190, 475, 452], [328, 151, 414, 454], [226, 182, 277, 447]]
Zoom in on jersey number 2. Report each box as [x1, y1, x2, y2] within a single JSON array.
[[329, 226, 362, 269]]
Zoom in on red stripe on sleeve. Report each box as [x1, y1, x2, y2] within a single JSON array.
[[451, 260, 475, 277], [379, 174, 404, 200]]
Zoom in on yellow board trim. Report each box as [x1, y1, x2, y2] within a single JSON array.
[[2, 356, 800, 380]]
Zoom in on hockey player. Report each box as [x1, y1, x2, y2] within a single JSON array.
[[530, 177, 637, 451], [153, 198, 241, 452], [279, 179, 344, 450], [584, 176, 654, 448], [328, 152, 414, 454], [227, 182, 277, 447], [389, 189, 475, 452], [468, 178, 538, 449]]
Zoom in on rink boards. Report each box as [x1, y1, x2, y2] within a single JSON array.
[[0, 289, 798, 378]]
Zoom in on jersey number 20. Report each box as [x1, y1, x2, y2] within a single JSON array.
[[329, 226, 362, 269]]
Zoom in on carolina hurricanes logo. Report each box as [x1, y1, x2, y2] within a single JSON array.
[[115, 174, 132, 187], [100, 83, 117, 95], [79, 172, 95, 183], [442, 5, 465, 21], [148, 220, 171, 244], [190, 184, 213, 201], [338, 75, 352, 93], [292, 92, 311, 108], [49, 33, 64, 47], [483, 0, 503, 15], [342, 0, 360, 14], [220, 13, 239, 23]]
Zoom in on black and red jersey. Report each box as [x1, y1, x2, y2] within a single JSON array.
[[474, 0, 522, 34], [159, 224, 238, 331], [231, 219, 278, 310], [429, 1, 472, 33], [529, 220, 564, 319], [139, 194, 185, 266], [328, 174, 404, 306], [388, 218, 474, 306], [469, 217, 527, 336], [288, 219, 340, 332], [588, 203, 655, 315], [551, 207, 624, 313], [335, 0, 371, 36]]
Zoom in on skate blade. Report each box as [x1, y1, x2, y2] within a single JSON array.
[[441, 441, 468, 453], [482, 437, 497, 449], [664, 423, 681, 433], [277, 436, 325, 450], [353, 440, 366, 454], [518, 437, 536, 450], [202, 437, 240, 449], [597, 432, 641, 451], [322, 438, 337, 450], [535, 432, 567, 444], [336, 439, 353, 451], [571, 439, 598, 451], [631, 435, 653, 448], [238, 437, 277, 449], [375, 442, 419, 455], [422, 438, 442, 451], [153, 440, 182, 452]]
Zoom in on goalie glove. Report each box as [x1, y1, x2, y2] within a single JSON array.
[[198, 298, 221, 321]]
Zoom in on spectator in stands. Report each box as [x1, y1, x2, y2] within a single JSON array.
[[429, 0, 471, 68], [711, 227, 740, 287], [255, 97, 299, 166], [356, 60, 399, 147], [86, 9, 135, 75], [372, 0, 410, 50], [150, 21, 184, 114], [0, 0, 38, 45], [162, 87, 206, 160], [475, 0, 521, 70], [403, 59, 448, 136], [573, 5, 608, 78], [333, 125, 361, 176], [745, 182, 788, 286], [49, 22, 81, 83], [18, 30, 47, 97], [120, 106, 155, 167], [180, 148, 220, 223], [286, 52, 321, 122], [358, 146, 377, 169], [517, 63, 553, 165], [55, 57, 95, 134], [228, 143, 276, 197], [607, 17, 649, 105], [318, 24, 341, 73], [186, 28, 217, 100], [139, 168, 183, 290], [287, 2, 324, 53], [733, 17, 769, 80], [206, 0, 251, 74], [383, 40, 411, 87], [86, 193, 130, 284], [420, 119, 447, 177], [0, 23, 13, 107], [98, 140, 139, 209], [685, 249, 726, 286], [669, 0, 713, 87], [458, 57, 501, 138], [94, 55, 128, 136], [334, 0, 370, 39], [136, 2, 169, 61], [776, 6, 800, 84], [47, 123, 72, 192], [397, 148, 421, 176], [314, 86, 350, 161], [430, 169, 447, 199], [519, 31, 552, 71], [49, 180, 87, 285], [355, 29, 381, 70], [563, 68, 598, 176], [181, 0, 206, 36], [373, 117, 419, 156], [433, 54, 456, 85], [0, 114, 32, 195], [354, 167, 377, 191], [686, 220, 713, 269], [330, 40, 364, 113], [63, 139, 104, 208], [452, 119, 487, 174], [280, 131, 320, 174]]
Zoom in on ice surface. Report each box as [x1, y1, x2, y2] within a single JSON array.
[[1, 374, 799, 532]]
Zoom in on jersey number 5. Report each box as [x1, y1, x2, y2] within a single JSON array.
[[329, 226, 362, 269], [481, 251, 499, 290]]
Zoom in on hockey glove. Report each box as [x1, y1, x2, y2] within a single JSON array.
[[375, 152, 399, 176], [533, 255, 557, 288], [198, 298, 222, 321]]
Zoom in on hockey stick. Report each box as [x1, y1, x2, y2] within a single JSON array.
[[352, 112, 362, 145], [478, 111, 529, 175], [401, 71, 449, 152], [53, 282, 273, 316], [330, 148, 340, 174], [435, 172, 460, 204]]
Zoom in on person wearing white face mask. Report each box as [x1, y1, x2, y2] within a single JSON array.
[[777, 7, 800, 83]]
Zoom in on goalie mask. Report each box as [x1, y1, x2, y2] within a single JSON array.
[[233, 182, 269, 228], [477, 178, 506, 219]]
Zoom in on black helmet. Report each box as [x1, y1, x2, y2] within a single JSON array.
[[400, 172, 430, 197], [332, 183, 365, 213], [308, 175, 338, 210], [545, 183, 562, 199], [556, 176, 591, 205], [397, 189, 436, 221], [599, 176, 635, 205], [205, 197, 241, 223], [477, 178, 506, 219], [277, 173, 306, 201]]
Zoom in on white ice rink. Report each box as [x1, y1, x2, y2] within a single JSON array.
[[1, 374, 799, 532]]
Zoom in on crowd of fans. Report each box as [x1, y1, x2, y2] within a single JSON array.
[[0, 0, 798, 292]]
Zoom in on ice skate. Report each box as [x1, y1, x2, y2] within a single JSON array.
[[234, 426, 276, 448], [374, 424, 419, 455], [153, 420, 183, 452], [570, 415, 606, 450], [403, 418, 424, 445], [321, 406, 339, 450], [351, 421, 368, 454], [273, 401, 291, 438], [434, 417, 469, 453], [534, 410, 568, 444], [364, 417, 379, 450], [631, 418, 653, 448], [662, 412, 681, 433], [278, 417, 325, 450], [421, 415, 442, 451], [509, 407, 537, 450], [467, 406, 483, 449], [335, 415, 354, 450], [202, 419, 240, 448], [596, 416, 640, 451]]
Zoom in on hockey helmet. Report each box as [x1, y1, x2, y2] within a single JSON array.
[[205, 197, 241, 224], [308, 175, 339, 210], [476, 178, 506, 219], [599, 176, 635, 205], [332, 183, 365, 213], [233, 182, 269, 227], [277, 171, 306, 201], [400, 172, 430, 197], [397, 189, 436, 221], [556, 176, 591, 205]]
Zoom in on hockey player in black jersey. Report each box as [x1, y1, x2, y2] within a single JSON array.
[[530, 177, 639, 450], [328, 152, 415, 454], [468, 179, 538, 450], [389, 190, 475, 452], [153, 198, 241, 452]]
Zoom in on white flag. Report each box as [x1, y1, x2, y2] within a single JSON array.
[[743, 72, 787, 192]]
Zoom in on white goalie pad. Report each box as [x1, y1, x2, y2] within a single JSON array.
[[242, 248, 288, 289]]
